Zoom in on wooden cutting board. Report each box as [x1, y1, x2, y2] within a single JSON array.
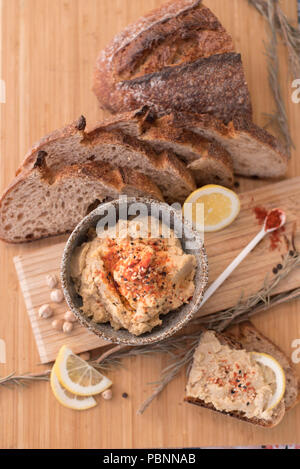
[[14, 177, 300, 364]]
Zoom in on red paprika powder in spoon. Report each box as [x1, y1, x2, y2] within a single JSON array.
[[253, 207, 285, 251]]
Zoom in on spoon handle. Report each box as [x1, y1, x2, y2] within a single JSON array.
[[201, 227, 266, 307]]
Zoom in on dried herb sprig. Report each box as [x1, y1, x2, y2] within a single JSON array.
[[0, 370, 50, 388], [247, 0, 300, 153], [248, 0, 300, 77], [264, 0, 293, 154], [198, 248, 300, 331]]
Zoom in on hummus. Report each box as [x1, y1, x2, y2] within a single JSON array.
[[71, 217, 196, 336], [186, 331, 277, 420]]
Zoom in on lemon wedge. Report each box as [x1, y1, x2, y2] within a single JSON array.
[[183, 184, 240, 232], [251, 352, 286, 411], [54, 345, 112, 396], [50, 367, 97, 410]]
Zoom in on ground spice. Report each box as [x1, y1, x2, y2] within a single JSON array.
[[253, 206, 285, 251], [265, 209, 283, 231]]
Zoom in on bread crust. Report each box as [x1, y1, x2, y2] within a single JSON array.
[[94, 0, 234, 110], [185, 328, 286, 427], [96, 51, 252, 122], [93, 1, 251, 121], [17, 116, 86, 175], [173, 112, 289, 176]]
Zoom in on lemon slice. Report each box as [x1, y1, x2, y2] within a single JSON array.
[[54, 345, 112, 396], [50, 367, 97, 410], [251, 352, 286, 411], [183, 184, 240, 232]]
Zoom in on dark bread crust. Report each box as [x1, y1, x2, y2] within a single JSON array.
[[185, 395, 285, 428], [185, 329, 286, 428], [99, 52, 252, 122], [105, 0, 234, 79], [93, 1, 250, 121], [93, 1, 234, 113]]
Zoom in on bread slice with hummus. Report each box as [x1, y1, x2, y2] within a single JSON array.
[[185, 323, 299, 427]]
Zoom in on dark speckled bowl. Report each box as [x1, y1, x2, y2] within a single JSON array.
[[61, 197, 208, 346]]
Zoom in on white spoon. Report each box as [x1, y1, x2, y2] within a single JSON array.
[[200, 208, 286, 307]]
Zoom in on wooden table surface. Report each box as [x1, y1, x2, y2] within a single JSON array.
[[1, 0, 300, 449]]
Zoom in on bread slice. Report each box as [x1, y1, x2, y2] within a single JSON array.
[[185, 326, 290, 427], [15, 116, 196, 205], [139, 114, 234, 188], [235, 322, 300, 412], [175, 112, 289, 178], [87, 110, 234, 188], [94, 0, 245, 118], [0, 162, 163, 243]]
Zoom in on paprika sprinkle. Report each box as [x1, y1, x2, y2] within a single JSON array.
[[253, 207, 286, 251], [265, 209, 284, 232]]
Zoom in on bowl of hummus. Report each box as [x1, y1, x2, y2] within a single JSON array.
[[61, 197, 208, 345]]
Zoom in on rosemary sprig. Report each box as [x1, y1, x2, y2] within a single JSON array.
[[264, 0, 293, 154], [0, 370, 50, 388], [198, 249, 300, 331], [248, 0, 300, 153], [248, 0, 300, 76]]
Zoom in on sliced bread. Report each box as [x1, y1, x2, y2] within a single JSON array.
[[0, 161, 163, 243], [16, 116, 196, 205], [175, 112, 289, 178], [139, 114, 234, 188], [88, 110, 234, 188], [185, 327, 288, 427]]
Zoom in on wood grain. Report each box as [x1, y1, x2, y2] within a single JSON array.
[[1, 0, 300, 449]]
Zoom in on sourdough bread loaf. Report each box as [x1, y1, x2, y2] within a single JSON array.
[[93, 0, 289, 179], [93, 0, 244, 118]]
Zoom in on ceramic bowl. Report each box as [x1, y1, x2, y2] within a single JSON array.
[[61, 197, 208, 346]]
